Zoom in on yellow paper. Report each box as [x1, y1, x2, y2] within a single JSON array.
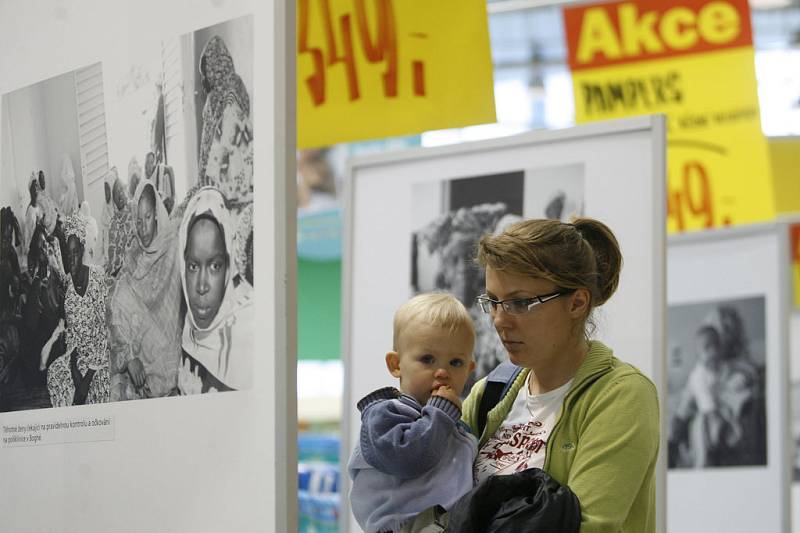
[[768, 138, 800, 215], [792, 224, 800, 308], [297, 0, 496, 148], [565, 0, 774, 232]]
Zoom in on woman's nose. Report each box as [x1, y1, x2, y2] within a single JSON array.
[[196, 270, 210, 295], [492, 305, 514, 329]]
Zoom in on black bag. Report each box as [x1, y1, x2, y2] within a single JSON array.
[[445, 468, 581, 533]]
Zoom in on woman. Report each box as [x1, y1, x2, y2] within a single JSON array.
[[100, 168, 116, 268], [46, 214, 110, 407], [58, 154, 79, 217], [108, 180, 182, 401], [197, 36, 252, 207], [21, 223, 66, 375], [177, 187, 253, 394], [36, 170, 59, 236], [0, 207, 22, 318], [23, 174, 42, 271], [128, 158, 142, 201], [415, 203, 514, 392], [79, 201, 101, 267], [106, 172, 136, 278], [462, 218, 659, 532]]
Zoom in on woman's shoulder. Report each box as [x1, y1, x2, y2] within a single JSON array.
[[588, 355, 659, 404], [611, 357, 657, 385]]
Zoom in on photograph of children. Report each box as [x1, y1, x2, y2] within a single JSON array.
[[409, 164, 585, 393], [667, 296, 767, 469], [0, 15, 254, 413]]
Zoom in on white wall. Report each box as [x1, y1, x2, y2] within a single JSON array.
[[1, 71, 83, 220], [102, 39, 161, 190], [43, 72, 83, 208], [792, 311, 800, 533]]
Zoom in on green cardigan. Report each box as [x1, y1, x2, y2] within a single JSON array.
[[462, 341, 659, 533]]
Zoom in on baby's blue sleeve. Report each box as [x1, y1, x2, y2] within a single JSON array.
[[359, 395, 462, 480]]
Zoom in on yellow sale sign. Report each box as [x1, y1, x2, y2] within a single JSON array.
[[792, 224, 800, 308], [564, 0, 774, 232], [297, 0, 496, 148]]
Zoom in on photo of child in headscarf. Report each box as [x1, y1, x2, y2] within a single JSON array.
[[177, 187, 253, 394]]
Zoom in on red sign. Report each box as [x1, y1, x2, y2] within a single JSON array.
[[564, 0, 753, 71]]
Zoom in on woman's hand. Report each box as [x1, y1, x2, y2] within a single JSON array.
[[69, 349, 82, 389], [72, 369, 96, 405], [127, 357, 146, 389], [178, 358, 204, 395]]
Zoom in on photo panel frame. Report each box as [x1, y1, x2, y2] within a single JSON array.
[[667, 223, 791, 533], [343, 115, 667, 532], [780, 214, 800, 533], [0, 1, 296, 531]]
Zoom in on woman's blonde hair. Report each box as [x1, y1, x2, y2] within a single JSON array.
[[393, 292, 475, 351], [476, 217, 622, 328]]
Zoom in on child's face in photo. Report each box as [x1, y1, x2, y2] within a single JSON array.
[[136, 191, 157, 248], [697, 330, 722, 365], [112, 180, 127, 211], [185, 217, 228, 329], [386, 321, 475, 405]]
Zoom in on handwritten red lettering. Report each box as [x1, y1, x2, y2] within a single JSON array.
[[791, 225, 800, 263], [668, 159, 719, 231], [298, 0, 426, 106]]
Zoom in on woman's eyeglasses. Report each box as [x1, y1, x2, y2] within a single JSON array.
[[476, 289, 575, 315]]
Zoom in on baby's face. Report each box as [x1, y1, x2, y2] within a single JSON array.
[[389, 322, 475, 405]]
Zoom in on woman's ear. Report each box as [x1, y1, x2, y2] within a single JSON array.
[[385, 351, 401, 378], [569, 288, 591, 319]]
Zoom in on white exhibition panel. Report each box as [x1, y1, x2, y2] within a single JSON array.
[[794, 309, 800, 533], [344, 116, 667, 532], [667, 224, 791, 533], [789, 216, 800, 533], [0, 2, 295, 532]]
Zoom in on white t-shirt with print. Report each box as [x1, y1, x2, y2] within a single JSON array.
[[474, 374, 572, 485]]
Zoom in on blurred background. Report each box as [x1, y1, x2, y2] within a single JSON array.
[[295, 1, 800, 531]]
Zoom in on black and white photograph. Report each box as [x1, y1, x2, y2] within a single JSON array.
[[523, 163, 584, 222], [667, 296, 768, 469], [0, 15, 255, 412], [409, 163, 586, 390]]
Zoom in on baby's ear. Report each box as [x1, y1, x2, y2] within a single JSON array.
[[468, 359, 476, 374], [385, 351, 401, 378]]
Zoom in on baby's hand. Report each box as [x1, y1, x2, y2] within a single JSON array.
[[431, 385, 462, 410]]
